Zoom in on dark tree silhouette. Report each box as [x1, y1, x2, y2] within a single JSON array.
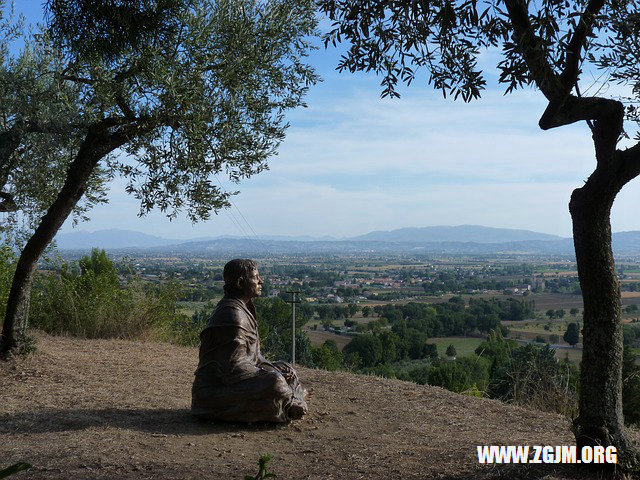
[[563, 322, 580, 347]]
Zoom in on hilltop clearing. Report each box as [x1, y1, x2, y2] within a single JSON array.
[[0, 334, 631, 479]]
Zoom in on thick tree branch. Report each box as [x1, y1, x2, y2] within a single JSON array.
[[503, 0, 611, 132], [538, 94, 623, 130], [0, 192, 17, 212], [560, 0, 604, 93], [544, 0, 606, 130], [617, 141, 640, 186], [25, 120, 80, 135], [113, 63, 141, 83], [115, 94, 136, 121], [0, 128, 23, 202], [503, 0, 561, 101]]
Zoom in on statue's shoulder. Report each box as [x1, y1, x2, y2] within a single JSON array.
[[208, 297, 251, 328]]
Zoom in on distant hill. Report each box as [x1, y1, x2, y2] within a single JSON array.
[[613, 231, 640, 253], [53, 226, 640, 257], [54, 229, 336, 250], [54, 229, 182, 249], [350, 225, 563, 243]]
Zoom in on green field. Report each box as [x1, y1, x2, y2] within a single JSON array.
[[504, 319, 575, 338], [552, 346, 583, 365], [426, 336, 484, 357], [176, 300, 213, 317]]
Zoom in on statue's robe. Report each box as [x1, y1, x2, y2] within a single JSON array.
[[191, 295, 307, 422]]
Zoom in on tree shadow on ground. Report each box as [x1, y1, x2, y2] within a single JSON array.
[[0, 408, 284, 436]]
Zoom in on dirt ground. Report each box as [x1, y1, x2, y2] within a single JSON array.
[[0, 333, 632, 480]]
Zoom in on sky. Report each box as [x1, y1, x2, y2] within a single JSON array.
[[12, 4, 640, 240]]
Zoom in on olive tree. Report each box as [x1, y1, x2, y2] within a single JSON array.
[[0, 0, 318, 355], [0, 4, 109, 236], [319, 0, 640, 471]]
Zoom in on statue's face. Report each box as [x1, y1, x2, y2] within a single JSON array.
[[243, 268, 263, 298]]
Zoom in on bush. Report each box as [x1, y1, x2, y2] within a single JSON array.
[[445, 344, 457, 357], [488, 344, 577, 416], [428, 361, 471, 393], [0, 247, 16, 320], [426, 355, 490, 393], [311, 340, 343, 371], [623, 347, 640, 426], [30, 249, 188, 341], [344, 334, 382, 367]]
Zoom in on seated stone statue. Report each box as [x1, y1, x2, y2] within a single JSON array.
[[191, 259, 307, 422]]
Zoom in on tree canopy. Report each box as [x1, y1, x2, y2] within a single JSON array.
[[44, 0, 319, 221], [0, 5, 109, 243]]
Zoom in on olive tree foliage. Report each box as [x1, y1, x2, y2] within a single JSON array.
[[0, 0, 318, 356], [319, 0, 640, 471], [0, 4, 109, 246], [45, 0, 319, 220]]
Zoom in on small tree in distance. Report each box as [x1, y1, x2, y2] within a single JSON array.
[[319, 0, 640, 469], [445, 344, 457, 358], [564, 323, 580, 348]]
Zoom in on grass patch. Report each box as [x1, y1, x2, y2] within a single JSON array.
[[554, 347, 582, 365], [426, 337, 484, 357]]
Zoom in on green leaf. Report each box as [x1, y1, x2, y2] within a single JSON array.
[[0, 463, 32, 479]]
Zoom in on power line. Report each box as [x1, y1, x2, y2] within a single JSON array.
[[214, 173, 270, 254]]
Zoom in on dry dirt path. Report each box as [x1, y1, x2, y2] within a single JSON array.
[[0, 334, 624, 479]]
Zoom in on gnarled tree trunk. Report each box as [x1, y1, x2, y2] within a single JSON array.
[[570, 121, 640, 472], [0, 123, 131, 357]]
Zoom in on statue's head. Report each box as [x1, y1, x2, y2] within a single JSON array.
[[223, 258, 261, 298]]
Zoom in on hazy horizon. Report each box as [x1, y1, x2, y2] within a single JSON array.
[[57, 223, 573, 242]]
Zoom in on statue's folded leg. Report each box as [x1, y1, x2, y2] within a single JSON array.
[[267, 361, 308, 419], [192, 368, 305, 423]]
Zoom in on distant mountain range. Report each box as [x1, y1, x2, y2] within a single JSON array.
[[52, 225, 640, 257], [54, 229, 183, 249], [351, 225, 562, 243], [53, 229, 336, 250]]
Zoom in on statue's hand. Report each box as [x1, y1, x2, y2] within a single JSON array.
[[273, 361, 295, 381]]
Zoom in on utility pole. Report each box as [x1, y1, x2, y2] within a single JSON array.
[[286, 290, 300, 365]]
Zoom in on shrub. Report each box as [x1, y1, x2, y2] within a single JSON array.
[[623, 347, 640, 426], [30, 249, 187, 341], [311, 340, 343, 371], [488, 344, 577, 417], [0, 247, 16, 320], [428, 361, 470, 393], [445, 344, 457, 357]]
